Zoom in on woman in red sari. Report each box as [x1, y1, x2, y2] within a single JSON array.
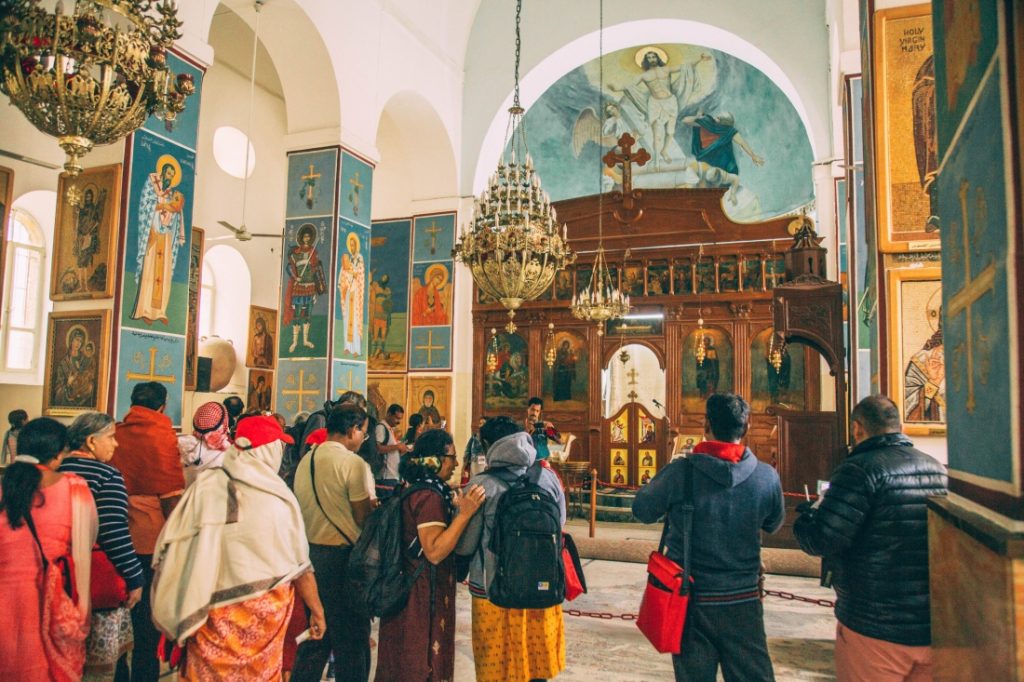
[[0, 418, 97, 682], [375, 429, 486, 682]]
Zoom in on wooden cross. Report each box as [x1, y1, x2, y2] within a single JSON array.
[[126, 347, 176, 383], [281, 370, 320, 411], [627, 368, 640, 386], [603, 133, 651, 199], [415, 330, 444, 365], [424, 221, 442, 255], [947, 179, 996, 413]]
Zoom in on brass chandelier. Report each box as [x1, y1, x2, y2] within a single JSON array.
[[569, 0, 629, 335], [453, 0, 574, 334], [0, 0, 195, 177]]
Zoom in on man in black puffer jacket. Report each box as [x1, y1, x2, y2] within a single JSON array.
[[794, 395, 947, 682]]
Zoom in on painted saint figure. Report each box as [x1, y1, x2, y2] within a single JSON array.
[[608, 48, 712, 165], [73, 186, 106, 292], [249, 316, 274, 368], [552, 340, 577, 402], [767, 347, 792, 405], [695, 335, 720, 399], [904, 321, 944, 423], [369, 273, 393, 359], [912, 55, 939, 232], [683, 109, 765, 204], [411, 263, 450, 326], [53, 325, 97, 407], [132, 156, 186, 324], [417, 390, 442, 427], [248, 374, 273, 412], [338, 233, 365, 356], [282, 223, 326, 352]]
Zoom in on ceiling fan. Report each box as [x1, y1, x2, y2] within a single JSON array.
[[0, 148, 62, 170], [211, 0, 278, 244]]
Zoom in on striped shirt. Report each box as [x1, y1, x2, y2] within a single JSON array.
[[59, 456, 145, 590]]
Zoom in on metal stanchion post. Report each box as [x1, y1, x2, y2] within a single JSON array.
[[589, 468, 597, 538]]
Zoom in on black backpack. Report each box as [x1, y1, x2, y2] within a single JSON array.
[[487, 464, 565, 609], [344, 482, 435, 618]]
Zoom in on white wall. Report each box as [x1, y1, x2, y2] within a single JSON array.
[[0, 97, 126, 420]]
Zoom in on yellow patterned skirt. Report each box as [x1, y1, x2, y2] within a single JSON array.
[[470, 597, 565, 682], [183, 583, 294, 681]]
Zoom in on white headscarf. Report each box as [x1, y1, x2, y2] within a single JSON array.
[[150, 440, 310, 641]]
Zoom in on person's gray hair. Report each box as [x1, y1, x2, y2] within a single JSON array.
[[67, 412, 116, 451]]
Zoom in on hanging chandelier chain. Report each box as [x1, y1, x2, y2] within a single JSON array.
[[452, 0, 575, 334], [513, 0, 522, 109], [240, 0, 262, 227], [597, 0, 604, 243]]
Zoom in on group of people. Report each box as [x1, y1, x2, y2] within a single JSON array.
[[0, 381, 946, 682], [0, 385, 573, 682], [633, 392, 947, 681]]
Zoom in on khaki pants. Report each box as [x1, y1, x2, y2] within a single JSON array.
[[835, 622, 933, 682]]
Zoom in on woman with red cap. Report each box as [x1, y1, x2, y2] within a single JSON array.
[[177, 402, 232, 487], [150, 415, 327, 680]]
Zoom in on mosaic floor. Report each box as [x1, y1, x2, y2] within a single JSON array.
[[367, 558, 837, 681]]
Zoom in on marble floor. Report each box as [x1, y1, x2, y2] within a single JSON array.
[[368, 559, 838, 681]]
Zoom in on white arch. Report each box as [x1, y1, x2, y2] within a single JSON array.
[[199, 0, 341, 136], [202, 244, 252, 390], [472, 19, 820, 194], [374, 90, 459, 217]]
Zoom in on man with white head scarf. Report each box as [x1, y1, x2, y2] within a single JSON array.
[[151, 415, 326, 680]]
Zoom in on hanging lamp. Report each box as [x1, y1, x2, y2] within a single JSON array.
[[569, 0, 629, 335], [452, 0, 574, 334], [0, 0, 195, 179]]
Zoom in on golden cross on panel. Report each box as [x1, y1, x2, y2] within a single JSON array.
[[424, 221, 442, 255], [126, 347, 176, 383], [415, 330, 444, 365], [281, 370, 319, 410], [336, 368, 355, 395], [301, 164, 321, 183], [947, 179, 996, 413], [627, 368, 640, 386], [349, 171, 363, 191]]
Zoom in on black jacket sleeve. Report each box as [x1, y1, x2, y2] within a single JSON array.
[[793, 460, 874, 557]]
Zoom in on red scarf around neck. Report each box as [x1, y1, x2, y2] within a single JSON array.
[[691, 440, 746, 463]]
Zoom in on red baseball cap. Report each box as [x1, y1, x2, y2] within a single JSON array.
[[235, 415, 294, 449]]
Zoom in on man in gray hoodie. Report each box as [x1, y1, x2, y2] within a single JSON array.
[[634, 393, 783, 682], [455, 416, 567, 681]]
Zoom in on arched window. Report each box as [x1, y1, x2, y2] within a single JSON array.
[[3, 208, 47, 371], [199, 260, 215, 340]]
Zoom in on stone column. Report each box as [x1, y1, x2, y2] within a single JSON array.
[[275, 148, 374, 421], [111, 52, 206, 427]]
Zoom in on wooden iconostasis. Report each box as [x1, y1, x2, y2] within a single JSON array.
[[470, 187, 830, 500]]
